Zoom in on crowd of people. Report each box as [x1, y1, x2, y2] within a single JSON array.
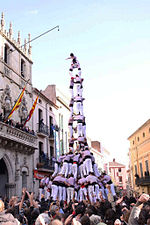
[[0, 187, 150, 225], [0, 110, 35, 136]]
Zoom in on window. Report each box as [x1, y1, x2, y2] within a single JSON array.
[[149, 128, 150, 133], [137, 137, 140, 142], [38, 109, 43, 123], [39, 141, 43, 162], [39, 99, 42, 104], [49, 116, 53, 137], [22, 171, 27, 188], [118, 168, 121, 172], [50, 146, 54, 159], [140, 163, 143, 177], [133, 140, 134, 145], [119, 176, 122, 182], [21, 59, 26, 77], [145, 160, 149, 172], [143, 132, 145, 138], [135, 165, 137, 174], [4, 44, 9, 64]]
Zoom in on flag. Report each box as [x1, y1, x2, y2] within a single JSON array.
[[5, 86, 26, 121], [23, 96, 38, 126]]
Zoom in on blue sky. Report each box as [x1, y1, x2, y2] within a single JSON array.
[[2, 0, 150, 165]]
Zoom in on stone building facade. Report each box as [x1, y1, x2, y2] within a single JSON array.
[[0, 13, 37, 198]]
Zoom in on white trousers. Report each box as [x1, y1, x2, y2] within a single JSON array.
[[76, 102, 81, 114], [67, 187, 74, 204], [80, 104, 84, 116], [82, 125, 86, 137], [76, 84, 81, 96], [68, 163, 72, 175], [93, 164, 100, 177], [59, 186, 66, 201], [84, 158, 93, 175], [72, 163, 78, 180], [110, 183, 116, 196], [77, 122, 82, 137], [69, 106, 73, 117], [51, 184, 58, 201], [68, 125, 73, 138], [39, 188, 44, 201], [95, 184, 100, 200], [52, 163, 59, 177], [79, 164, 84, 177], [60, 162, 68, 177], [88, 185, 95, 204], [99, 186, 105, 199], [75, 190, 79, 201], [80, 187, 87, 201]]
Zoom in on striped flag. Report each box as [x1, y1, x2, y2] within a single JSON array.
[[5, 86, 26, 121], [23, 96, 38, 126]]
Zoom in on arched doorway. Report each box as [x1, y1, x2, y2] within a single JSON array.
[[0, 158, 8, 197]]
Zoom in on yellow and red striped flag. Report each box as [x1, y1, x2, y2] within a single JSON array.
[[5, 86, 26, 121], [23, 96, 38, 126]]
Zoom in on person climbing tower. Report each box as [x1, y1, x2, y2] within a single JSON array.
[[66, 53, 81, 78]]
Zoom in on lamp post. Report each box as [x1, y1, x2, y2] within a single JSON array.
[[9, 25, 60, 55]]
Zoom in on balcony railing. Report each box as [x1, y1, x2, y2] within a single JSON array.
[[0, 121, 37, 154], [135, 175, 150, 186], [37, 123, 54, 139], [37, 123, 49, 136], [37, 155, 54, 171]]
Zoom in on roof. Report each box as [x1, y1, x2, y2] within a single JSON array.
[[109, 161, 125, 168], [128, 118, 150, 140]]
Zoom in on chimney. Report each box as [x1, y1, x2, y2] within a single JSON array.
[[113, 158, 115, 162]]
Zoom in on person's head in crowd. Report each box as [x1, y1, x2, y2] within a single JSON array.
[[80, 215, 91, 225], [114, 219, 121, 225], [85, 208, 94, 217], [51, 219, 63, 225], [105, 208, 116, 225], [35, 212, 51, 225], [90, 214, 101, 225]]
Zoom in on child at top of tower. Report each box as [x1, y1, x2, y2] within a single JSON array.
[[66, 53, 81, 77], [66, 53, 78, 64]]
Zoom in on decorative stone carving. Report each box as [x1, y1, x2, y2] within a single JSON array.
[[0, 85, 12, 117], [18, 97, 28, 123]]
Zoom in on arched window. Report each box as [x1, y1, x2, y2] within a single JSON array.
[[22, 171, 27, 188]]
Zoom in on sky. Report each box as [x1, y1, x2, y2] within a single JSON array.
[[1, 0, 150, 166]]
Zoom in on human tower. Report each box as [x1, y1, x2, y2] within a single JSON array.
[[39, 54, 116, 204]]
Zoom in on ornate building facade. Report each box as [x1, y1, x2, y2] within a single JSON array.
[[0, 13, 37, 198]]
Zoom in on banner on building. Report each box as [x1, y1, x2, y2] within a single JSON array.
[[23, 96, 38, 126], [34, 169, 51, 180], [5, 86, 26, 121]]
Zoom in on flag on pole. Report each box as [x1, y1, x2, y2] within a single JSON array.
[[23, 96, 38, 126], [5, 86, 26, 122]]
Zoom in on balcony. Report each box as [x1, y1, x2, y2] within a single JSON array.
[[135, 175, 150, 186], [37, 154, 54, 172], [37, 123, 55, 141], [37, 123, 49, 137], [0, 121, 38, 154]]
